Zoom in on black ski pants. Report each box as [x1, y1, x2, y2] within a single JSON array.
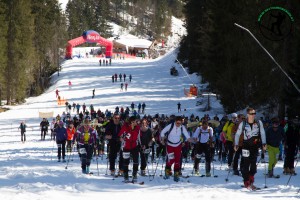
[[21, 131, 26, 142], [123, 147, 139, 175], [108, 140, 123, 171], [57, 140, 66, 160], [194, 142, 211, 173], [241, 146, 258, 182], [79, 143, 93, 170]]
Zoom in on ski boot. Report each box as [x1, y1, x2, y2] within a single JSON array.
[[132, 171, 138, 182], [110, 170, 115, 176], [194, 169, 200, 176], [206, 172, 211, 177], [174, 171, 180, 182], [164, 168, 171, 179], [141, 170, 146, 176], [124, 171, 129, 181]]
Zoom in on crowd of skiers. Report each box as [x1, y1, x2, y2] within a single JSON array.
[[20, 106, 300, 187]]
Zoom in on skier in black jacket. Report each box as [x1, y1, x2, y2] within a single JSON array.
[[105, 113, 123, 176]]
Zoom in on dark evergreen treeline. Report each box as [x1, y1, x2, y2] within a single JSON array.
[[178, 0, 300, 118], [65, 0, 183, 41], [0, 0, 67, 105]]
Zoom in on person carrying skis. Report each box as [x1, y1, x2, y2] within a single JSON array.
[[55, 121, 67, 162], [40, 118, 49, 140], [160, 116, 192, 182], [118, 116, 141, 182], [105, 113, 124, 176], [234, 107, 266, 190], [18, 121, 27, 143], [73, 117, 97, 174], [192, 120, 214, 177], [139, 118, 153, 176], [266, 117, 285, 178]]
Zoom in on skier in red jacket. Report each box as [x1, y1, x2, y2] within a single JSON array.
[[118, 116, 141, 182]]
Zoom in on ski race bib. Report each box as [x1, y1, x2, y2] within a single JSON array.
[[79, 148, 87, 154], [167, 152, 175, 160], [242, 149, 250, 157], [123, 152, 130, 159]]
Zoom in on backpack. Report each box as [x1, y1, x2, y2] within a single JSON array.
[[163, 122, 186, 144], [241, 120, 261, 147]]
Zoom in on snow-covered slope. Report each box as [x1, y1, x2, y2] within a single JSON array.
[[0, 49, 299, 200]]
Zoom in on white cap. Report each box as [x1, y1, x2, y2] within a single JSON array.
[[231, 113, 238, 118]]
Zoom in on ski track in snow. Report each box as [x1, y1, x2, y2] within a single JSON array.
[[0, 49, 298, 199]]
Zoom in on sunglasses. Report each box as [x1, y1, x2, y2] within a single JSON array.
[[248, 113, 256, 115]]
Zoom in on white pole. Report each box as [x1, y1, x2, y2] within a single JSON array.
[[234, 23, 300, 94]]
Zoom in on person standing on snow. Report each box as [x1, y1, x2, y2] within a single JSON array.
[[129, 74, 132, 82], [139, 118, 153, 176], [55, 89, 59, 98], [124, 82, 128, 91], [92, 89, 95, 99], [55, 121, 67, 162], [18, 121, 27, 143], [234, 107, 266, 190], [266, 117, 285, 177], [66, 121, 76, 153], [105, 113, 123, 176], [73, 117, 97, 174], [50, 118, 57, 141], [177, 102, 181, 113], [192, 120, 214, 177], [118, 116, 141, 182], [160, 116, 192, 182], [141, 102, 146, 114], [40, 118, 49, 140]]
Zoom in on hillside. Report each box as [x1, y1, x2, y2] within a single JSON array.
[[0, 48, 299, 200]]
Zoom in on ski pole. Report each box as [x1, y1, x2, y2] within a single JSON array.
[[286, 158, 299, 186], [65, 143, 74, 169], [263, 151, 268, 188], [71, 143, 76, 161], [105, 146, 110, 175], [50, 139, 55, 161], [96, 156, 99, 176], [143, 149, 151, 182], [150, 152, 161, 181]]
